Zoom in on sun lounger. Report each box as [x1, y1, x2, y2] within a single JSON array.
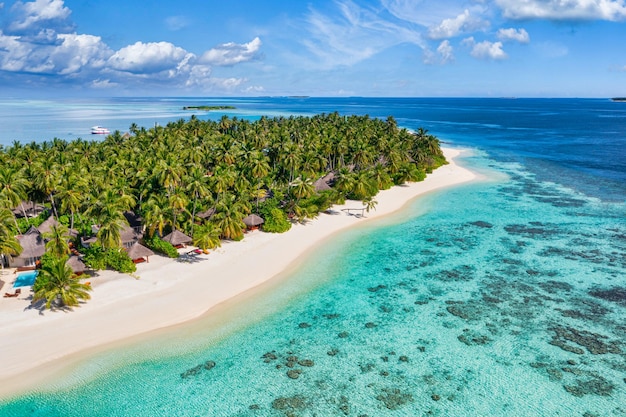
[[3, 288, 21, 298]]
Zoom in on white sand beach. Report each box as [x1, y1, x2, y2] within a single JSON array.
[[0, 147, 478, 398]]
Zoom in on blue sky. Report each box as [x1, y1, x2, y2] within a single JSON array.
[[0, 0, 625, 97]]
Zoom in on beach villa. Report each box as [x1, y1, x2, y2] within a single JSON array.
[[8, 226, 45, 268]]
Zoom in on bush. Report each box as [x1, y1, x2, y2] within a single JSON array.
[[105, 249, 136, 273], [260, 208, 291, 233], [81, 245, 107, 270], [81, 244, 135, 273], [144, 236, 179, 258]]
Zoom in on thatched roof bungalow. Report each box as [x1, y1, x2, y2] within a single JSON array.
[[66, 256, 86, 274], [10, 226, 45, 267], [242, 214, 264, 230], [126, 242, 155, 263], [37, 216, 78, 238], [121, 225, 143, 249], [162, 230, 192, 247]]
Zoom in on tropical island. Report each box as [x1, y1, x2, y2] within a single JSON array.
[[0, 113, 446, 310], [182, 105, 236, 110]]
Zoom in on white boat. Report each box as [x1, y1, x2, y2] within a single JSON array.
[[91, 126, 110, 134]]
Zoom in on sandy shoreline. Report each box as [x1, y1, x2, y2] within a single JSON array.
[[0, 147, 478, 399]]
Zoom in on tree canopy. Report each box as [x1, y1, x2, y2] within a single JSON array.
[[0, 112, 446, 248]]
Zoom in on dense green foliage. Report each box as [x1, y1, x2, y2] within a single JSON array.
[[261, 207, 292, 233], [0, 113, 445, 260], [81, 244, 137, 272], [144, 235, 180, 258]]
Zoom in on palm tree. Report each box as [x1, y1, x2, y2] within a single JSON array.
[[0, 207, 21, 269], [185, 166, 210, 234], [0, 166, 30, 233], [32, 256, 91, 310], [57, 174, 86, 231], [192, 223, 222, 251], [363, 196, 378, 213], [96, 205, 129, 250], [43, 223, 71, 257], [32, 158, 60, 219], [142, 195, 170, 238], [214, 196, 246, 240]]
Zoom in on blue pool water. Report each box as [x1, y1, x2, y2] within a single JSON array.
[[0, 98, 624, 416], [12, 271, 37, 288]]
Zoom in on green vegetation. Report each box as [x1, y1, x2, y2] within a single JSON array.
[[183, 105, 236, 110], [32, 256, 91, 310], [81, 244, 137, 273], [144, 235, 179, 258], [0, 112, 446, 279]]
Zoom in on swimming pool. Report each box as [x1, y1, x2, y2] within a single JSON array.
[[13, 270, 38, 288]]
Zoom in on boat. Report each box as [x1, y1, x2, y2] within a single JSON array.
[[91, 126, 110, 134]]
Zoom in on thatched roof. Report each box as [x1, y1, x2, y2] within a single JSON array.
[[162, 229, 192, 246], [126, 242, 155, 260], [66, 256, 86, 273], [12, 201, 46, 218], [242, 214, 264, 227], [314, 177, 332, 192], [37, 216, 78, 237], [120, 225, 143, 245], [16, 226, 46, 259], [197, 208, 216, 219]]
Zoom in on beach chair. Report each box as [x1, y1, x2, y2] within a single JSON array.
[[3, 288, 21, 298]]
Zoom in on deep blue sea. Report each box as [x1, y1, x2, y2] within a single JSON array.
[[0, 98, 625, 416]]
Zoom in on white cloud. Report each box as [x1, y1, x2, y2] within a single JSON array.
[[428, 9, 489, 39], [437, 40, 454, 63], [0, 30, 109, 74], [108, 41, 194, 74], [90, 78, 118, 89], [7, 0, 72, 34], [244, 85, 265, 93], [497, 28, 530, 43], [495, 0, 626, 21], [199, 37, 262, 66], [463, 37, 508, 60]]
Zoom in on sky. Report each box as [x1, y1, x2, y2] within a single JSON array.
[[0, 0, 625, 97]]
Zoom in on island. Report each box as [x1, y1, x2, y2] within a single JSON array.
[[182, 105, 236, 110]]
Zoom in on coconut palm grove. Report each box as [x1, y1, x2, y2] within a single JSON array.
[[0, 112, 445, 308]]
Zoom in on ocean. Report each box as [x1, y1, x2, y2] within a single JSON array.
[[0, 98, 625, 416]]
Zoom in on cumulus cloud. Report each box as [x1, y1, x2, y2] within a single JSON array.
[[495, 0, 626, 21], [0, 30, 110, 74], [199, 37, 262, 66], [497, 28, 530, 43], [463, 37, 508, 60], [428, 9, 490, 39], [6, 0, 73, 35], [0, 0, 264, 92], [108, 41, 193, 74]]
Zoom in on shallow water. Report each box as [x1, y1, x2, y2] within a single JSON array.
[[1, 152, 624, 416]]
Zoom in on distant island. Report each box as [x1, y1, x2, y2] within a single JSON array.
[[610, 98, 626, 102], [182, 105, 236, 110]]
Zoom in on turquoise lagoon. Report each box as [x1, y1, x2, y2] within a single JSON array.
[[1, 151, 624, 416], [0, 98, 624, 416]]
